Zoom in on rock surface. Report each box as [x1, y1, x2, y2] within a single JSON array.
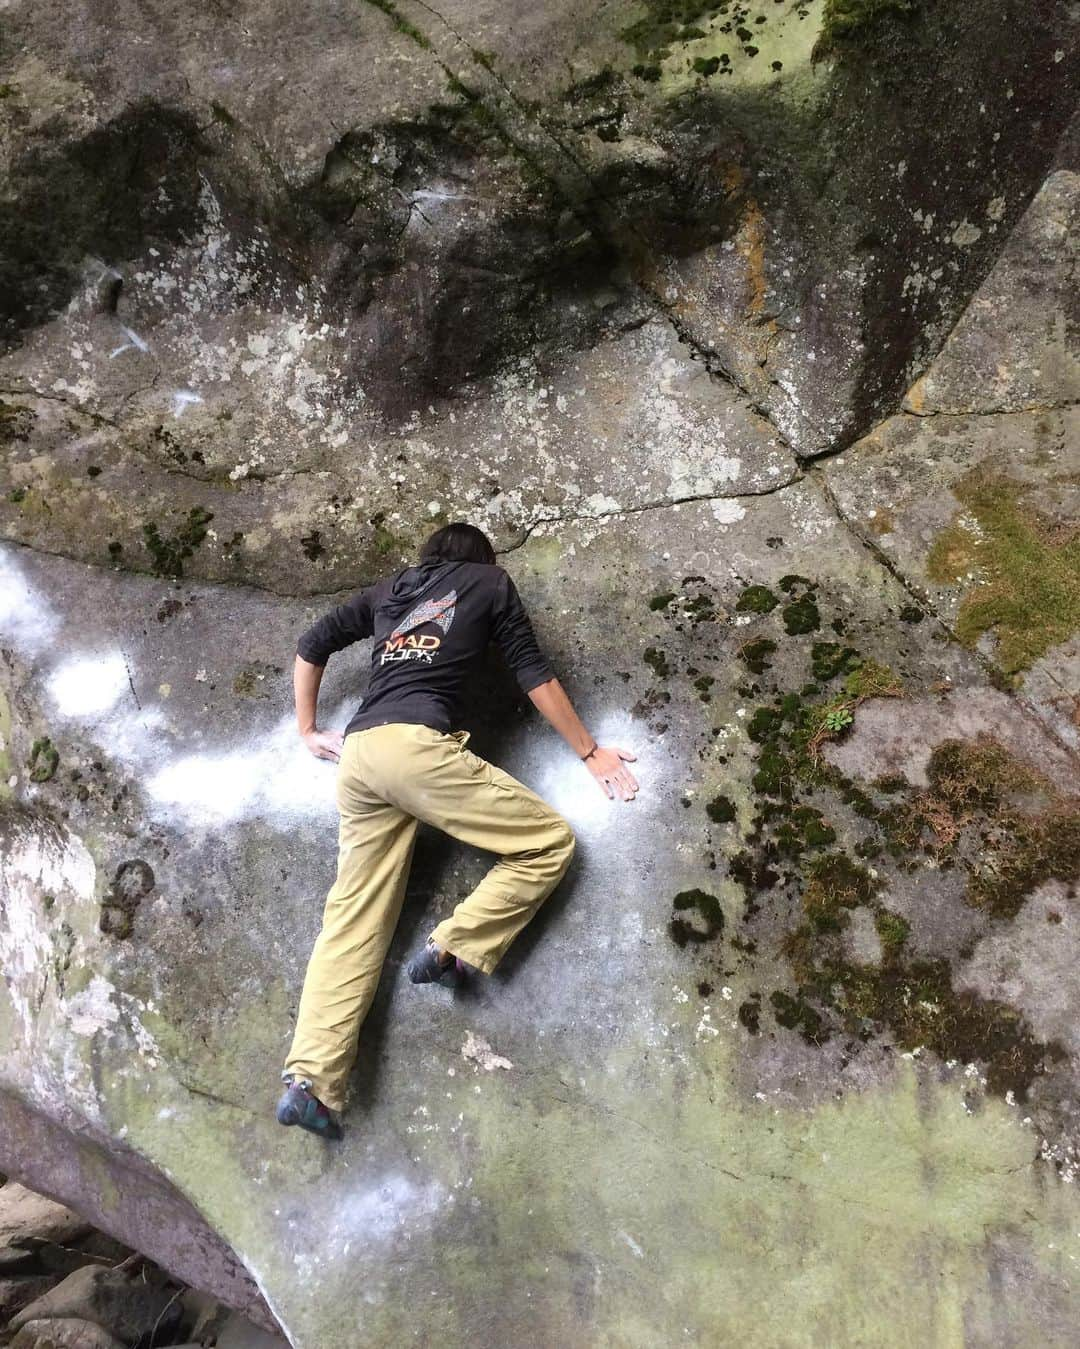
[[1, 1, 1079, 1347], [0, 1185, 90, 1266]]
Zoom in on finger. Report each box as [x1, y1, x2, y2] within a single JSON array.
[[597, 775, 613, 800], [624, 770, 639, 791], [616, 748, 638, 762]]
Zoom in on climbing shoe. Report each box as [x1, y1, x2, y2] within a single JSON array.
[[276, 1075, 343, 1140], [406, 940, 466, 986]]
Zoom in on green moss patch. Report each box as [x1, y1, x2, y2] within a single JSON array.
[[897, 736, 1080, 919], [28, 737, 59, 783], [802, 852, 877, 930], [927, 469, 1080, 675], [811, 642, 860, 681], [688, 575, 1077, 1105], [784, 934, 1063, 1099], [735, 584, 779, 615], [0, 399, 35, 443], [814, 0, 916, 58], [142, 506, 214, 578], [644, 646, 671, 678], [669, 888, 725, 947], [738, 636, 777, 673], [706, 794, 736, 823]]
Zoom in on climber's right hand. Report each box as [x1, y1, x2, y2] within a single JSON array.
[[303, 729, 344, 762]]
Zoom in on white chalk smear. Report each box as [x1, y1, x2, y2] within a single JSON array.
[[171, 390, 204, 418], [109, 325, 151, 359], [534, 709, 655, 838], [0, 550, 61, 658], [145, 713, 342, 827], [48, 652, 130, 717]]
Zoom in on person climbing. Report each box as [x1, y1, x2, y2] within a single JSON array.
[[277, 522, 639, 1140]]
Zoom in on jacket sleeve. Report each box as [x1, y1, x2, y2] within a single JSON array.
[[490, 570, 555, 693], [296, 589, 375, 665]]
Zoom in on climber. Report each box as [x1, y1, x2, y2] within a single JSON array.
[[276, 521, 638, 1139]]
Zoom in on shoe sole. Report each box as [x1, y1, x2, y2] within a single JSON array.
[[276, 1098, 343, 1140]]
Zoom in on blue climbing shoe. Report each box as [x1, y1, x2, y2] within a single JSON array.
[[276, 1075, 343, 1140], [406, 940, 466, 986]]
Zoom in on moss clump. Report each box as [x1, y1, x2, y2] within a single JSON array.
[[802, 852, 877, 931], [967, 808, 1080, 918], [811, 949, 1060, 1099], [8, 487, 27, 504], [693, 674, 715, 702], [142, 506, 214, 578], [299, 530, 325, 562], [782, 593, 820, 635], [925, 737, 1026, 815], [0, 399, 35, 443], [843, 658, 902, 700], [770, 990, 828, 1044], [669, 888, 725, 947], [685, 593, 717, 624], [369, 511, 408, 559], [798, 807, 837, 849], [28, 737, 59, 783], [814, 0, 916, 57], [927, 469, 1080, 676], [738, 636, 777, 674], [643, 646, 671, 678], [649, 592, 676, 611], [774, 807, 833, 858], [706, 794, 736, 824], [619, 0, 714, 58], [735, 584, 779, 615], [874, 909, 910, 955], [896, 737, 1080, 918], [748, 706, 783, 743], [811, 642, 860, 681]]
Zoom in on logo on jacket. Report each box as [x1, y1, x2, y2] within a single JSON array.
[[381, 590, 457, 666]]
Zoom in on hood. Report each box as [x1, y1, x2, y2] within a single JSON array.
[[380, 557, 462, 621]]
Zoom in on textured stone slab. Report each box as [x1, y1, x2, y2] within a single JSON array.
[[0, 313, 796, 593], [4, 472, 1080, 1344], [904, 171, 1080, 415]]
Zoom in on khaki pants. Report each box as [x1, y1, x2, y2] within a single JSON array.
[[283, 723, 576, 1111]]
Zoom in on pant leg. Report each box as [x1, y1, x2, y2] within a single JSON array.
[[283, 734, 419, 1112], [355, 725, 575, 976]]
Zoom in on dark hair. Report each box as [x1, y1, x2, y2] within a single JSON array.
[[420, 521, 496, 566]]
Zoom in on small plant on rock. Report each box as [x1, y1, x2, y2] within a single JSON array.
[[824, 706, 854, 734]]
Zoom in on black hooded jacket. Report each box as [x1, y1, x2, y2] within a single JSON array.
[[297, 560, 555, 737]]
